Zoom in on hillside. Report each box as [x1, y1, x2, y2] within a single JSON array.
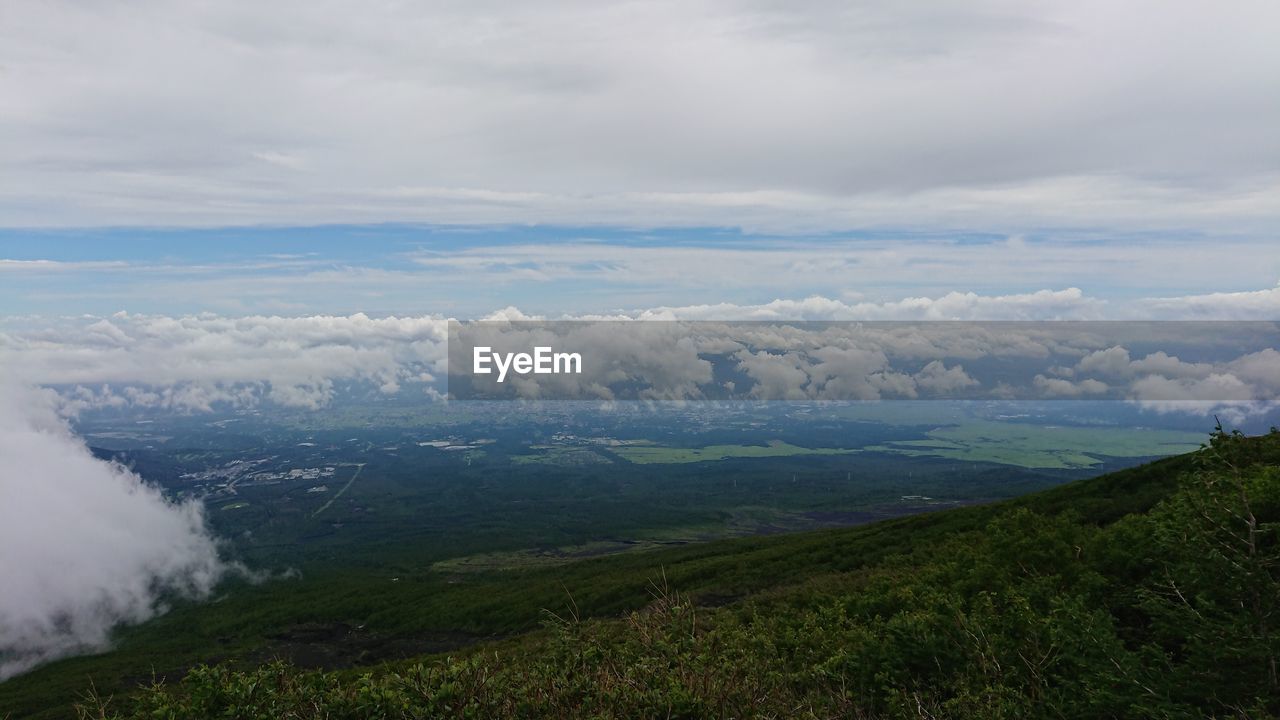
[[6, 427, 1279, 718]]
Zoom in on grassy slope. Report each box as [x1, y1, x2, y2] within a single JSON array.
[[0, 446, 1214, 718]]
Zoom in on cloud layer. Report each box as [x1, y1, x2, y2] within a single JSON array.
[[0, 384, 230, 680], [1, 0, 1277, 231], [449, 320, 1280, 408], [3, 312, 449, 411], [4, 233, 1277, 320], [1, 286, 1276, 411]]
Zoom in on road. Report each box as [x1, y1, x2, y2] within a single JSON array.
[[311, 463, 364, 518]]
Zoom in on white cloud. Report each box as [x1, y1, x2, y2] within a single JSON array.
[[0, 313, 450, 411], [410, 243, 1279, 314], [0, 383, 231, 680], [734, 349, 813, 400], [0, 288, 1276, 409], [0, 259, 131, 272], [3, 242, 1278, 320], [807, 346, 899, 400], [642, 288, 1108, 321], [1131, 351, 1214, 380], [1130, 373, 1256, 406], [1228, 349, 1280, 393], [1061, 344, 1280, 415], [1076, 346, 1132, 377], [914, 361, 979, 395], [1033, 374, 1109, 397], [648, 283, 1280, 321], [0, 0, 1277, 232], [1139, 285, 1280, 320]]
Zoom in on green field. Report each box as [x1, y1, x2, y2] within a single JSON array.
[[603, 421, 1204, 469], [611, 440, 857, 464], [867, 420, 1205, 468], [510, 446, 614, 465]]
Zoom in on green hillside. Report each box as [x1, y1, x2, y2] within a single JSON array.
[[6, 427, 1279, 719]]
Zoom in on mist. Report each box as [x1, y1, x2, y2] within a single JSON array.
[[0, 383, 229, 681]]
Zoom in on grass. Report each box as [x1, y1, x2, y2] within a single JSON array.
[[866, 420, 1204, 468], [431, 506, 841, 573], [510, 446, 613, 465], [611, 440, 857, 464]]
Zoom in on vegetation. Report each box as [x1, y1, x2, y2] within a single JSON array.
[[56, 427, 1280, 719], [866, 420, 1205, 469], [610, 440, 856, 464]]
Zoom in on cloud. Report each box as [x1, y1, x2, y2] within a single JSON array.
[[1076, 346, 1132, 377], [642, 288, 1108, 321], [1131, 351, 1214, 380], [0, 312, 450, 411], [914, 360, 979, 394], [452, 318, 1279, 405], [1074, 346, 1263, 387], [1068, 347, 1280, 422], [3, 237, 1279, 320], [1129, 373, 1255, 403], [1139, 285, 1280, 320], [1033, 374, 1109, 397], [1227, 349, 1280, 394], [1058, 344, 1280, 416], [471, 241, 1280, 314], [807, 346, 901, 400], [0, 383, 231, 680], [734, 349, 814, 400], [1, 290, 1276, 409], [0, 1, 1277, 232], [642, 283, 1280, 321], [454, 319, 1087, 401]]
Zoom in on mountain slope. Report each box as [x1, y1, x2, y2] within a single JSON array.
[[6, 428, 1279, 718]]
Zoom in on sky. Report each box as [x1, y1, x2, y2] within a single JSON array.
[[1, 0, 1278, 317], [0, 225, 1278, 318], [0, 0, 1277, 357], [1, 0, 1278, 231]]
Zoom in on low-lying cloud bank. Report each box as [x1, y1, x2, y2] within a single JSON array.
[[0, 286, 1277, 413], [445, 320, 1280, 412], [0, 384, 231, 681], [2, 312, 449, 412], [631, 284, 1280, 321]]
